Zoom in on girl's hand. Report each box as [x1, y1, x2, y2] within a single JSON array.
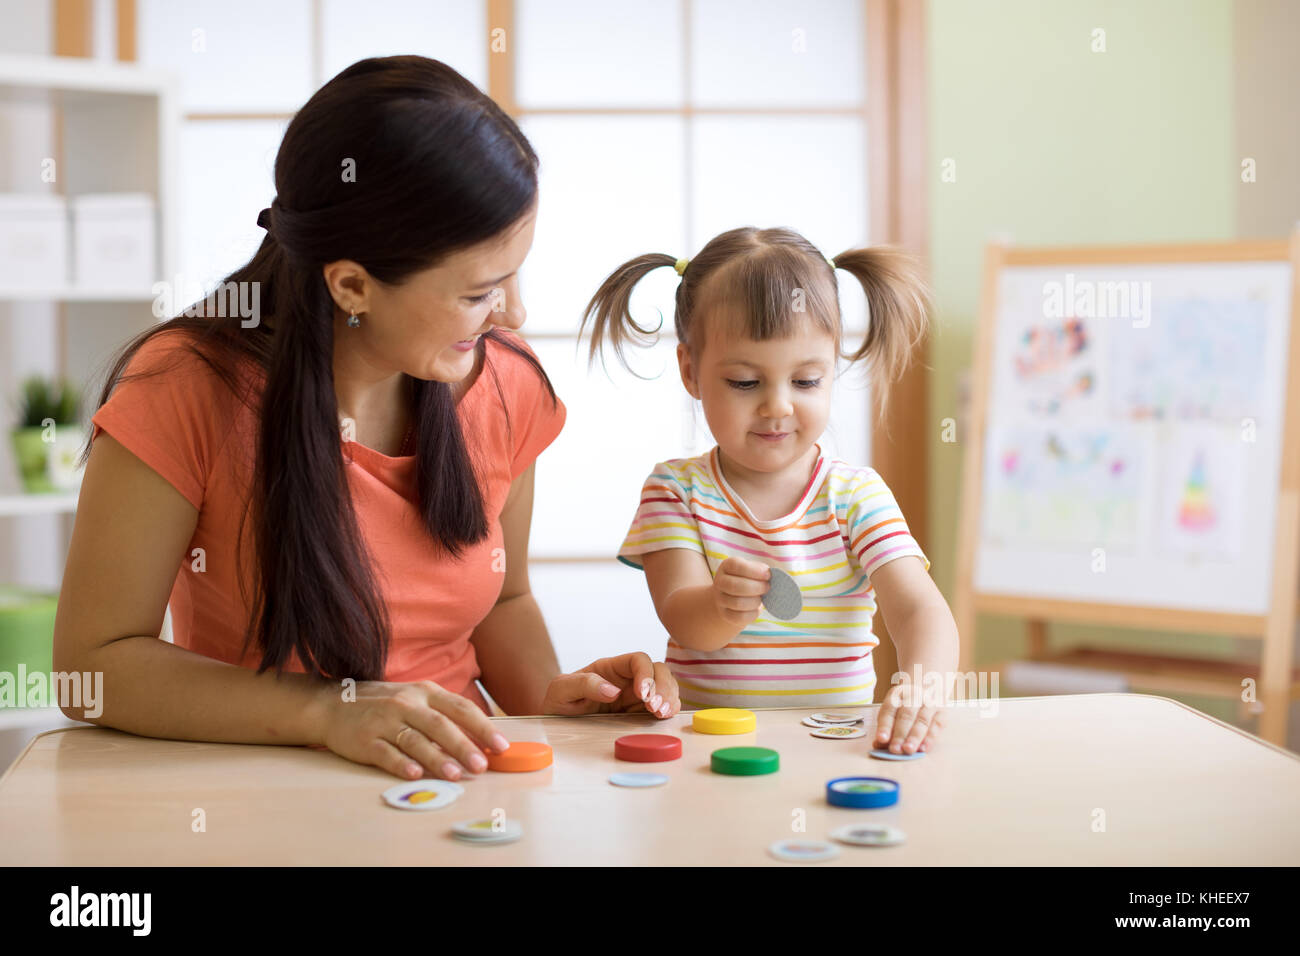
[[543, 653, 680, 718], [873, 691, 946, 755], [320, 679, 511, 782], [711, 556, 771, 629]]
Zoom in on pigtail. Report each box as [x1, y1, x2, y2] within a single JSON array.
[[832, 246, 931, 423], [579, 253, 678, 378]]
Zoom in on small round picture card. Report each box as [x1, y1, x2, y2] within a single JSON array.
[[609, 772, 670, 788], [831, 823, 906, 847], [869, 746, 925, 761], [810, 725, 868, 739], [451, 818, 524, 845], [382, 779, 464, 811], [761, 566, 802, 620], [768, 839, 840, 863]]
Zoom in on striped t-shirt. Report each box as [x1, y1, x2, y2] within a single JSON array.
[[617, 444, 930, 709]]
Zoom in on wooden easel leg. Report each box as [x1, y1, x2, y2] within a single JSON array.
[[1026, 618, 1048, 660], [1260, 491, 1300, 746]]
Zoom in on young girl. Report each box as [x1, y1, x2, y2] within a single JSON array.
[[581, 226, 960, 754]]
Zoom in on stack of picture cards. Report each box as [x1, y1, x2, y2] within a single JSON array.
[[803, 712, 868, 739], [451, 817, 523, 846]]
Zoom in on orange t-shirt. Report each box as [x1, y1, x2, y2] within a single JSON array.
[[89, 328, 566, 712]]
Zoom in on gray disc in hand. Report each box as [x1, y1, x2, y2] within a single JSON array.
[[761, 566, 802, 620]]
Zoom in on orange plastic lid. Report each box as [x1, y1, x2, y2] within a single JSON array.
[[486, 741, 553, 772]]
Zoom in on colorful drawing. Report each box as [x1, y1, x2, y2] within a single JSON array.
[[1158, 428, 1244, 561], [982, 425, 1145, 551], [1109, 295, 1268, 424], [1176, 450, 1216, 532], [1009, 316, 1098, 416]]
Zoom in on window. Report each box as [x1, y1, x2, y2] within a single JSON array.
[[135, 0, 879, 671]]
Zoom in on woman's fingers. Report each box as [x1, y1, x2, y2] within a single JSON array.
[[390, 725, 470, 780], [421, 681, 510, 754], [650, 661, 679, 717], [371, 738, 425, 781]]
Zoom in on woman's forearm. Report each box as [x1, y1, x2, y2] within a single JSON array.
[[57, 634, 334, 745], [471, 591, 561, 715]]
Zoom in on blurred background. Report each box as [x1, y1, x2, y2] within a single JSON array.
[[0, 0, 1296, 768]]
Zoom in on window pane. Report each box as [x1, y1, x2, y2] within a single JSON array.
[[691, 0, 863, 107], [691, 115, 867, 331], [529, 563, 668, 672], [519, 116, 686, 335], [516, 0, 684, 107], [320, 0, 487, 90], [177, 119, 284, 289], [529, 337, 690, 558], [138, 0, 312, 112]]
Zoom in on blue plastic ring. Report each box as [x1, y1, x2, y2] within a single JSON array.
[[826, 776, 900, 808]]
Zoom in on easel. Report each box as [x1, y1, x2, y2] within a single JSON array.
[[954, 235, 1300, 746]]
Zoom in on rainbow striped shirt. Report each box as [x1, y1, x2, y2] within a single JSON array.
[[617, 445, 930, 709]]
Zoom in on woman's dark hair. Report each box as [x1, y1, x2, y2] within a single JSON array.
[[84, 56, 555, 682]]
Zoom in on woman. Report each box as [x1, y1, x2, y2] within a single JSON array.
[[52, 55, 679, 783]]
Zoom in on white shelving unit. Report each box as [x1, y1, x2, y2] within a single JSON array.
[[0, 55, 178, 744]]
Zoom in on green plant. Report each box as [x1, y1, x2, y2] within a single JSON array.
[[14, 376, 81, 428]]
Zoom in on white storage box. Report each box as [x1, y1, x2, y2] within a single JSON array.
[[0, 193, 68, 289], [71, 193, 156, 290]]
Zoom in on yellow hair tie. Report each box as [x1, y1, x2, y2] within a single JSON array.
[[674, 257, 689, 276], [826, 255, 836, 269]]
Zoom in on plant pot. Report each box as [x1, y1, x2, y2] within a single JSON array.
[[0, 587, 58, 707], [47, 422, 88, 491], [9, 426, 54, 493]]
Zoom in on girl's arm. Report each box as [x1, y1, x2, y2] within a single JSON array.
[[53, 432, 336, 743], [641, 549, 761, 652], [870, 555, 961, 750]]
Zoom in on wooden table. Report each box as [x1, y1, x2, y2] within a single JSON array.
[[1, 693, 1296, 865]]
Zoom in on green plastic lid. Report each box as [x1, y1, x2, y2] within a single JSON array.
[[710, 746, 779, 776]]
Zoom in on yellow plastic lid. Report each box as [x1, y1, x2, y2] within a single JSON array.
[[692, 708, 757, 734]]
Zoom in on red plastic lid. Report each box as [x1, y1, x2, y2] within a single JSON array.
[[614, 733, 683, 763]]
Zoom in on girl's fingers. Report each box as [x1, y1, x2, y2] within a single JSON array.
[[884, 706, 919, 752], [900, 708, 935, 754], [873, 704, 897, 748]]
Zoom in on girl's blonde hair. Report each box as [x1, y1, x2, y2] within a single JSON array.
[[578, 226, 930, 427]]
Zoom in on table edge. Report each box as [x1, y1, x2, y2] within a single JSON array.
[[4, 693, 1293, 791]]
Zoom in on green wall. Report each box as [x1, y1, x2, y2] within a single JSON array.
[[926, 0, 1241, 721]]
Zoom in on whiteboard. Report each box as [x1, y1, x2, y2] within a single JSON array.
[[974, 260, 1294, 614]]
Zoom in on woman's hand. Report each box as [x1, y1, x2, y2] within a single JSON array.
[[542, 652, 680, 718], [711, 556, 770, 629], [320, 679, 512, 781]]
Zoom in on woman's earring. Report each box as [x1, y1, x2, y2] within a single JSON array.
[[347, 311, 360, 328]]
